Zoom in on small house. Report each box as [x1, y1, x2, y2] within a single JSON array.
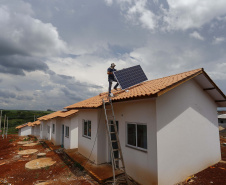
[[64, 68, 226, 185], [16, 123, 32, 136], [38, 110, 79, 149]]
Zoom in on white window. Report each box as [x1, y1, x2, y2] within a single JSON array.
[[52, 124, 55, 134], [83, 120, 91, 138], [47, 126, 50, 134], [65, 126, 69, 138], [127, 123, 147, 150]]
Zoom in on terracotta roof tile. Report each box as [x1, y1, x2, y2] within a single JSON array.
[[65, 68, 203, 109], [38, 109, 79, 121], [16, 123, 29, 129]]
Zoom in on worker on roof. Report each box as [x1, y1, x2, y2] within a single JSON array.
[[107, 63, 119, 96]]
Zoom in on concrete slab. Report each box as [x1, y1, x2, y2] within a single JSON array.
[[25, 158, 56, 170], [23, 143, 38, 147], [17, 141, 33, 145], [18, 149, 38, 155], [65, 148, 123, 183]]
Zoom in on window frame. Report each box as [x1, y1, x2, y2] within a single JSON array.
[[52, 124, 55, 134], [65, 126, 69, 138], [126, 122, 147, 152], [83, 120, 91, 139]]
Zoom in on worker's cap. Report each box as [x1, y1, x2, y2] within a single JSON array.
[[111, 63, 116, 67]]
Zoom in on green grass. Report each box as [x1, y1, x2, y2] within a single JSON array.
[[0, 110, 54, 134]]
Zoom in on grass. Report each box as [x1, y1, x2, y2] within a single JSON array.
[[19, 147, 23, 151], [0, 110, 54, 134]]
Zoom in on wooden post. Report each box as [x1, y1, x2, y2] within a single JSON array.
[[6, 117, 8, 138], [0, 110, 2, 136], [3, 115, 6, 139]]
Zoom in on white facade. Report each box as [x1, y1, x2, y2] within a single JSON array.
[[33, 125, 40, 137], [39, 114, 79, 150], [76, 79, 221, 185], [40, 121, 48, 140], [59, 115, 79, 149], [156, 79, 221, 185], [78, 109, 106, 164], [19, 126, 32, 136]]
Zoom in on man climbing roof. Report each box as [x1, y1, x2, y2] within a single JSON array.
[[107, 63, 119, 96]]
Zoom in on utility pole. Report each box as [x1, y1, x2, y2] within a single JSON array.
[[3, 115, 6, 139], [6, 117, 8, 139]]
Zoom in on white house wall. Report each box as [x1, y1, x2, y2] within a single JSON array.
[[20, 126, 32, 136], [34, 125, 40, 137], [78, 109, 99, 164], [40, 121, 48, 140], [156, 79, 221, 185], [53, 115, 79, 149], [112, 99, 157, 185]]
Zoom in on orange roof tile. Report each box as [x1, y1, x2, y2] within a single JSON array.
[[16, 123, 29, 129], [38, 110, 79, 121], [65, 68, 203, 109]]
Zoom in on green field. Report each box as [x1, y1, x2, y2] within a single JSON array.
[[0, 110, 53, 134]]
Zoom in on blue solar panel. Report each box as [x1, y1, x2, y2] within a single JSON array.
[[113, 65, 148, 90]]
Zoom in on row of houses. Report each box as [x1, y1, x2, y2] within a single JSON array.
[[16, 68, 226, 185]]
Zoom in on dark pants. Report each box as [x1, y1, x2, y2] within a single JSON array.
[[109, 79, 119, 93]]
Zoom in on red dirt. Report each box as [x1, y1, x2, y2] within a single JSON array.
[[1, 134, 226, 185], [0, 135, 98, 185]]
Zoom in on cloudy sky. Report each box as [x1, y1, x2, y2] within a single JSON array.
[[0, 0, 226, 110]]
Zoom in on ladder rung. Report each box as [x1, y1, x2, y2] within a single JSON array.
[[111, 140, 118, 142], [110, 132, 116, 134], [108, 123, 114, 125], [114, 158, 122, 161], [113, 149, 119, 152]]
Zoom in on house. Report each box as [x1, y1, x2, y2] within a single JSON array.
[[218, 114, 226, 128], [64, 68, 226, 185], [38, 110, 79, 149], [16, 123, 32, 136]]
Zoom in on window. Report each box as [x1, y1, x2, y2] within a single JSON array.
[[65, 126, 69, 138], [52, 124, 55, 134], [83, 120, 91, 138], [47, 126, 50, 134], [127, 123, 147, 150]]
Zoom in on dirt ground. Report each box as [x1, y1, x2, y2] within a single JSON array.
[[0, 135, 99, 185], [0, 134, 226, 185]]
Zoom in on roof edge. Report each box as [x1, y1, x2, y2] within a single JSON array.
[[157, 68, 203, 97]]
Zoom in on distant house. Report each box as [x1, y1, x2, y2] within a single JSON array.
[[64, 68, 226, 185], [218, 114, 226, 128], [38, 110, 79, 149], [16, 123, 32, 136]]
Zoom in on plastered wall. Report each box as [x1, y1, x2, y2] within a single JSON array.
[[156, 79, 221, 185]]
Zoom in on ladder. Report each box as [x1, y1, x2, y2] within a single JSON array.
[[102, 98, 129, 185]]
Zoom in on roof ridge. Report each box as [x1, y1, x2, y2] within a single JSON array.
[[147, 68, 203, 82]]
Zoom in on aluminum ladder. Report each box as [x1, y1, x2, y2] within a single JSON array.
[[103, 98, 130, 185]]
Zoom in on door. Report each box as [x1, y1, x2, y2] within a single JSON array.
[[61, 125, 64, 148]]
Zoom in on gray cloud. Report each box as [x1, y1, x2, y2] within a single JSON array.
[[0, 56, 49, 75], [0, 90, 16, 99]]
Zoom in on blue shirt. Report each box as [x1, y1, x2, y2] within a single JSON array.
[[107, 67, 116, 80]]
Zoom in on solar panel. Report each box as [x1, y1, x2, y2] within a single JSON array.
[[113, 65, 148, 90]]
